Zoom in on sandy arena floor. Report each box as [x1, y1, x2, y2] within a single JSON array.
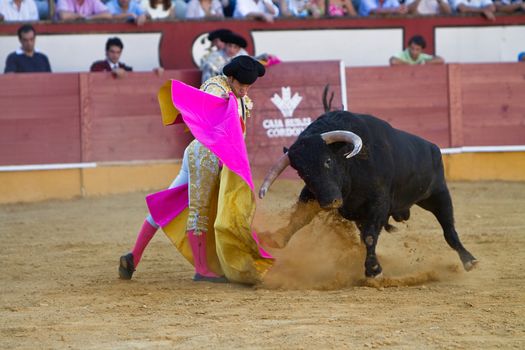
[[1, 180, 524, 349]]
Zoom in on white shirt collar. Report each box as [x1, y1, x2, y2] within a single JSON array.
[[16, 48, 40, 55], [107, 59, 120, 69]]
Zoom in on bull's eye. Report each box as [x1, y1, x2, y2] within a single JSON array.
[[324, 158, 331, 169]]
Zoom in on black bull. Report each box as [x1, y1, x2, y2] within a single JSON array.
[[258, 110, 478, 278]]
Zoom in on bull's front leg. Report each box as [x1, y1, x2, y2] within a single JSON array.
[[357, 204, 389, 278], [358, 221, 383, 278], [259, 199, 321, 249]]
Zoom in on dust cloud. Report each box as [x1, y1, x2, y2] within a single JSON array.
[[254, 201, 462, 290]]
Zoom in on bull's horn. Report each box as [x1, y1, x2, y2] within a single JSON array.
[[320, 130, 363, 158], [259, 153, 290, 199]]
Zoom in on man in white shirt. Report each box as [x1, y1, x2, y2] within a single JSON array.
[[358, 0, 407, 16], [406, 0, 452, 14], [233, 0, 279, 22], [493, 0, 525, 13], [451, 0, 496, 20], [0, 0, 39, 21]]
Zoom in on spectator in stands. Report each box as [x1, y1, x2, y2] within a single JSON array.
[[279, 0, 327, 17], [406, 0, 452, 14], [0, 0, 39, 21], [4, 24, 51, 73], [56, 0, 112, 20], [223, 0, 235, 16], [358, 0, 407, 16], [199, 28, 232, 72], [200, 28, 231, 68], [389, 35, 444, 65], [207, 28, 231, 52], [494, 0, 525, 13], [185, 0, 225, 18], [201, 31, 248, 83], [451, 0, 496, 20], [90, 37, 133, 78], [326, 0, 357, 16], [141, 0, 174, 18], [280, 0, 308, 16], [233, 0, 279, 22], [107, 0, 147, 25]]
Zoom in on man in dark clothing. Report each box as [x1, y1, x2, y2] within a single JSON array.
[[4, 24, 52, 73], [90, 37, 132, 78]]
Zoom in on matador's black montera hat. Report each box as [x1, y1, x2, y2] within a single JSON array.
[[223, 56, 265, 85]]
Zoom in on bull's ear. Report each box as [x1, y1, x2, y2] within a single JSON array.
[[283, 147, 289, 154]]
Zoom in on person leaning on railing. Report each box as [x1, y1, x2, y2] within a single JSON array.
[[358, 0, 407, 16], [389, 35, 445, 66], [0, 0, 39, 21], [185, 0, 225, 18], [451, 0, 496, 21], [493, 0, 525, 14], [233, 0, 279, 22], [405, 0, 452, 15], [55, 0, 112, 20], [106, 0, 147, 25], [140, 0, 173, 18]]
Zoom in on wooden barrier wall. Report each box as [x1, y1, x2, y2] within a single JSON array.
[[346, 63, 525, 149], [2, 62, 524, 167], [1, 62, 525, 203], [246, 61, 343, 177], [457, 64, 525, 147], [0, 70, 201, 166]]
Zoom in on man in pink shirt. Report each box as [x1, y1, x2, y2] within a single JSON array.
[[56, 0, 112, 20]]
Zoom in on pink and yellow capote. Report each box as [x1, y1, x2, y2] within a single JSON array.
[[146, 80, 273, 284]]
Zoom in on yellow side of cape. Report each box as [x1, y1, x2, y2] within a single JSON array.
[[158, 79, 273, 284], [161, 168, 273, 284], [158, 80, 180, 126]]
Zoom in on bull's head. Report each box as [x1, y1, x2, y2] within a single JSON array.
[[259, 130, 362, 209]]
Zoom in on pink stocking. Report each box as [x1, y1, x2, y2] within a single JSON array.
[[131, 220, 158, 267]]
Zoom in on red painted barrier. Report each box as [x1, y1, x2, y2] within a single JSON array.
[[0, 73, 81, 165], [247, 61, 343, 177], [1, 62, 524, 169], [346, 65, 450, 147], [80, 69, 201, 162], [457, 63, 525, 147]]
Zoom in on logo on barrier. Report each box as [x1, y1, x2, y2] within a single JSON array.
[[263, 86, 312, 138], [271, 87, 302, 118]]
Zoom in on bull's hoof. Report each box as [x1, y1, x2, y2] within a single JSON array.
[[369, 272, 383, 279], [365, 264, 383, 278], [384, 224, 398, 233], [463, 259, 479, 271]]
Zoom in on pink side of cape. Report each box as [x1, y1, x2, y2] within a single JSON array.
[[170, 80, 254, 190], [146, 185, 188, 228]]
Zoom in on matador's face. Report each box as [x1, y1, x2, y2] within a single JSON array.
[[228, 77, 252, 98]]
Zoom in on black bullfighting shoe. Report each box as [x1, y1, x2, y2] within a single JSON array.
[[192, 273, 229, 283], [119, 253, 135, 280]]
